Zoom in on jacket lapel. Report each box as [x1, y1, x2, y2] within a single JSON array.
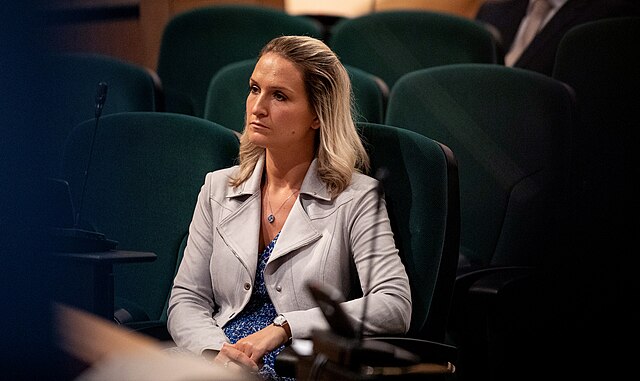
[[216, 157, 264, 275], [269, 159, 329, 262], [269, 200, 321, 261], [217, 156, 331, 265]]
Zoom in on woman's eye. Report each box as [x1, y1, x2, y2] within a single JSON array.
[[249, 85, 259, 94], [274, 92, 286, 101]]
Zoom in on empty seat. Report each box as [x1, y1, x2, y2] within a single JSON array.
[[329, 10, 498, 90], [156, 5, 322, 117], [385, 63, 576, 380], [60, 112, 240, 335], [49, 52, 162, 176]]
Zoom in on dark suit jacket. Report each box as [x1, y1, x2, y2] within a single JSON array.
[[476, 0, 640, 76]]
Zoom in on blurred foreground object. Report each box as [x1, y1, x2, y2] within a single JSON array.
[[54, 304, 250, 380]]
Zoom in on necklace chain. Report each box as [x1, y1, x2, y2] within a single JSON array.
[[265, 186, 298, 224]]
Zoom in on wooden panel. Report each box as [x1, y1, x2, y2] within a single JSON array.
[[374, 0, 485, 19], [284, 0, 374, 17], [47, 18, 146, 68], [44, 1, 285, 71]]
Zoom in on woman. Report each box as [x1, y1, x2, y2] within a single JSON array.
[[167, 35, 411, 380]]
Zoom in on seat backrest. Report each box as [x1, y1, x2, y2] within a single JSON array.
[[329, 10, 498, 91], [385, 64, 575, 274], [204, 58, 388, 132], [358, 122, 460, 342], [49, 52, 162, 177], [552, 16, 640, 235], [156, 5, 322, 118], [60, 112, 240, 322]]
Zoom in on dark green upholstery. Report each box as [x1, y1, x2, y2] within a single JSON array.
[[203, 59, 254, 133], [203, 58, 388, 133], [357, 122, 460, 343], [49, 53, 162, 177], [348, 65, 389, 124], [60, 112, 239, 327], [386, 64, 574, 274], [156, 5, 322, 118], [385, 64, 576, 380], [329, 11, 498, 91]]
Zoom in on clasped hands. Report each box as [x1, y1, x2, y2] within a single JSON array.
[[212, 323, 289, 373]]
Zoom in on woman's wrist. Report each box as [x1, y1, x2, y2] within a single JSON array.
[[272, 314, 292, 346]]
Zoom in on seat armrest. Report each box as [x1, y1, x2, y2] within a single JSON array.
[[448, 265, 535, 342], [468, 266, 535, 299], [51, 250, 156, 320], [53, 250, 156, 264]]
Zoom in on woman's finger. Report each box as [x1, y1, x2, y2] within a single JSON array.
[[220, 343, 260, 372], [235, 340, 255, 358]]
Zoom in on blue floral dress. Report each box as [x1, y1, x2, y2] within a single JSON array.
[[223, 233, 295, 381]]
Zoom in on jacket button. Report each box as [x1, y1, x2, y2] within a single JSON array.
[[276, 285, 282, 292], [244, 283, 251, 291]]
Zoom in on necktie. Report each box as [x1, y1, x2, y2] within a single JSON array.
[[505, 0, 552, 66]]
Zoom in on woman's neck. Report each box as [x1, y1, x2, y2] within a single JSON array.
[[264, 150, 314, 190]]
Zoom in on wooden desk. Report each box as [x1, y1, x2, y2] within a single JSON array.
[[52, 250, 156, 321]]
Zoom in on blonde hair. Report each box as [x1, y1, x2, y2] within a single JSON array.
[[229, 35, 369, 197]]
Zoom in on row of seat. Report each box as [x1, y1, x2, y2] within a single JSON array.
[[156, 5, 500, 119], [45, 5, 500, 179], [47, 13, 639, 381]]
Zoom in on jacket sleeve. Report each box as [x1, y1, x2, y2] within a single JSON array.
[[285, 180, 412, 338], [167, 172, 228, 355]]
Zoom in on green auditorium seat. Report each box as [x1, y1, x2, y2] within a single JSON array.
[[358, 122, 460, 343], [156, 5, 322, 118], [49, 53, 162, 177], [277, 122, 460, 378], [60, 112, 239, 337], [329, 10, 499, 91], [385, 63, 576, 380]]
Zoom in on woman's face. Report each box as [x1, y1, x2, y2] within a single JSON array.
[[245, 52, 319, 153]]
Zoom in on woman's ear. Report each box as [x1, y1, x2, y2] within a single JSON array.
[[311, 117, 320, 130]]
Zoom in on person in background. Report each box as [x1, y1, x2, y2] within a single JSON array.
[[167, 35, 412, 380], [476, 0, 640, 76]]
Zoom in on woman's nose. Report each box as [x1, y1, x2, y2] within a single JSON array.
[[249, 94, 267, 116]]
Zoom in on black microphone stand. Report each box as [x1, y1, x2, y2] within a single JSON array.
[[74, 82, 107, 229]]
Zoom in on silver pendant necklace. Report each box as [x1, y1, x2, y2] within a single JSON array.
[[265, 186, 299, 224]]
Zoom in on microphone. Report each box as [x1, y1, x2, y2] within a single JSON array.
[[95, 81, 108, 119], [75, 82, 108, 228], [47, 82, 118, 253]]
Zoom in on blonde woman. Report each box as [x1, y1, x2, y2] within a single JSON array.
[[167, 35, 411, 380]]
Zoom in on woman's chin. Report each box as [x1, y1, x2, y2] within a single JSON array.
[[247, 133, 268, 148]]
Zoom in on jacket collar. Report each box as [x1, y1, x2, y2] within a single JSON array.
[[218, 154, 327, 268], [226, 154, 332, 202]]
